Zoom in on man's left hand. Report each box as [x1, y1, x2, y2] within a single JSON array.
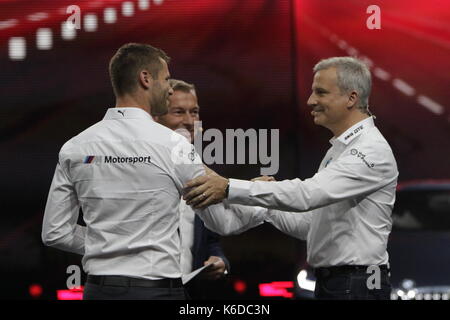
[[183, 174, 229, 209], [202, 256, 227, 280]]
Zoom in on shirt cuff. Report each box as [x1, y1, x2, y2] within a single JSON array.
[[228, 178, 252, 204]]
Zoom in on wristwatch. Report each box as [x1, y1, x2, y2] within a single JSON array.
[[225, 179, 230, 198]]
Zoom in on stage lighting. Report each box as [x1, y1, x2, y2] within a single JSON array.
[[139, 0, 150, 10], [122, 2, 135, 17], [61, 21, 76, 40], [104, 8, 117, 24], [9, 37, 26, 61], [84, 14, 98, 32], [36, 28, 53, 50]]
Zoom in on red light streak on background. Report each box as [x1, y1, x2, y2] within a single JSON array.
[[233, 279, 247, 294], [56, 286, 84, 300], [28, 283, 43, 298], [259, 281, 294, 298]]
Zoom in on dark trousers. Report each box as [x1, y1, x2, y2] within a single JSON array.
[[314, 266, 391, 300], [184, 278, 229, 300], [83, 278, 186, 300]]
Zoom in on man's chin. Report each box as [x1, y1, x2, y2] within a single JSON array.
[[312, 114, 324, 125], [174, 128, 192, 142], [182, 132, 192, 142]]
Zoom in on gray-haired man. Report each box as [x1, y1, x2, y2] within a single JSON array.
[[183, 57, 399, 300]]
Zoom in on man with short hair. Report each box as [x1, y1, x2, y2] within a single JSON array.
[[41, 43, 223, 300], [154, 79, 230, 299], [184, 56, 399, 300]]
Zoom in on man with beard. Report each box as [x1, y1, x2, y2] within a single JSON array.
[[183, 57, 399, 300], [41, 43, 222, 300]]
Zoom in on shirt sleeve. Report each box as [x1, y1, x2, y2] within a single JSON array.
[[168, 136, 266, 237], [170, 138, 206, 189], [203, 227, 231, 272], [227, 144, 398, 212], [195, 200, 267, 236], [41, 156, 85, 255], [265, 209, 313, 240]]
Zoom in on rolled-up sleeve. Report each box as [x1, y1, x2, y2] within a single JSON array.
[[228, 145, 397, 212], [42, 156, 85, 255]]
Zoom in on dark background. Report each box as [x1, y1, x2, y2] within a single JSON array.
[[0, 0, 449, 299]]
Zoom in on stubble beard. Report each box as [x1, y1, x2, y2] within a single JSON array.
[[151, 90, 169, 116]]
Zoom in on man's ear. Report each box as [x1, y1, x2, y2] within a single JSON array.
[[139, 70, 152, 89], [347, 91, 358, 109]]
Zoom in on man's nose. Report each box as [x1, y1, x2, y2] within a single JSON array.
[[168, 86, 174, 96], [183, 113, 195, 126], [307, 94, 317, 107]]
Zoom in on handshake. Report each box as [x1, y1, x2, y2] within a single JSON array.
[[183, 166, 275, 209]]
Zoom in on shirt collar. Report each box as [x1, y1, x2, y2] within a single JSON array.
[[103, 107, 154, 121], [330, 116, 375, 146]]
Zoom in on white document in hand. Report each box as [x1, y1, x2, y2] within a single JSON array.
[[182, 263, 215, 285]]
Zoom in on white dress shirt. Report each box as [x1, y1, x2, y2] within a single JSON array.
[[179, 200, 195, 275], [226, 117, 399, 268], [196, 201, 266, 237], [42, 107, 215, 280], [180, 198, 265, 276]]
